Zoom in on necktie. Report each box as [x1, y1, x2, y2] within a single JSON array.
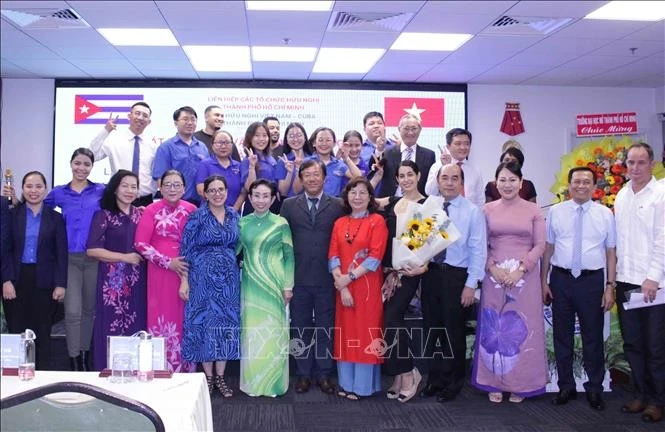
[[571, 206, 583, 278], [457, 161, 465, 197], [436, 201, 451, 264], [132, 136, 140, 175], [403, 146, 414, 162], [308, 197, 319, 225]]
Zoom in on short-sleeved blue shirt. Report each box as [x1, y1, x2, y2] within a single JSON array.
[[240, 153, 279, 186], [195, 157, 242, 206], [152, 134, 209, 201], [306, 154, 348, 197]]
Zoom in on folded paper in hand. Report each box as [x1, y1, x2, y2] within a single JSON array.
[[622, 288, 664, 310]]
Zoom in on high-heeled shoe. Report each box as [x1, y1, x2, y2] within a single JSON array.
[[397, 368, 422, 403], [69, 355, 82, 371], [79, 351, 90, 371], [386, 375, 402, 399]]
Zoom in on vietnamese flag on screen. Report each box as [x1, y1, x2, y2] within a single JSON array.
[[384, 97, 445, 128]]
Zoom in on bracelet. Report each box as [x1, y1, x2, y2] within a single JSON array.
[[606, 281, 616, 288]]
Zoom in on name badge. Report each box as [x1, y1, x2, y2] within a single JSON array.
[[0, 334, 21, 368], [107, 335, 167, 371]]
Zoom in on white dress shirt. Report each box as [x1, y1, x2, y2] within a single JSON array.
[[425, 158, 484, 208], [614, 177, 665, 287], [546, 199, 616, 271], [89, 127, 159, 196]]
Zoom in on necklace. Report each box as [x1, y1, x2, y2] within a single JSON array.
[[345, 217, 365, 244]]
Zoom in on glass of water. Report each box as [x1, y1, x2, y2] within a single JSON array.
[[109, 352, 135, 384]]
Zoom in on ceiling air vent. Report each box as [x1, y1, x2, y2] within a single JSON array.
[[327, 11, 414, 32], [483, 15, 573, 36], [1, 8, 90, 29]]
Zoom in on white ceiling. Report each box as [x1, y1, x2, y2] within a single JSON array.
[[1, 0, 663, 87]]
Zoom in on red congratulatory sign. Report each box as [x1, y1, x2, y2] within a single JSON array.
[[576, 112, 638, 137]]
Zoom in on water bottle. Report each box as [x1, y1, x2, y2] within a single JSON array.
[[18, 329, 36, 381], [137, 331, 154, 382]]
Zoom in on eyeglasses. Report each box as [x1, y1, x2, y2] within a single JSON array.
[[178, 116, 197, 124], [287, 133, 304, 139], [213, 140, 232, 146], [162, 182, 183, 190], [401, 127, 420, 133], [206, 188, 226, 195]]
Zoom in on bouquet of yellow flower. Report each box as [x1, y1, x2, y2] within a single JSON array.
[[392, 196, 460, 269]]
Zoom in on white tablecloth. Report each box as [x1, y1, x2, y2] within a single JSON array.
[[1, 371, 213, 432]]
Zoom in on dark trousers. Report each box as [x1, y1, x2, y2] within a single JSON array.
[[2, 264, 56, 370], [616, 281, 665, 406], [550, 266, 605, 392], [421, 263, 468, 393], [290, 284, 335, 379], [383, 274, 420, 376], [132, 194, 154, 208]]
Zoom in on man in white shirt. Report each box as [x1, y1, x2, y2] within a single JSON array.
[[425, 128, 484, 208], [614, 143, 665, 423], [542, 166, 616, 411], [89, 102, 158, 206]]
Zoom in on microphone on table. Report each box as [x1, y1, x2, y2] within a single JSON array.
[[3, 168, 13, 202]]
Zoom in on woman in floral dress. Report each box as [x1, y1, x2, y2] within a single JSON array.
[[471, 161, 547, 403], [135, 169, 196, 372], [87, 170, 146, 370]]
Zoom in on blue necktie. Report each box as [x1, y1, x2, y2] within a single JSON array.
[[571, 206, 583, 278], [435, 201, 451, 264], [132, 136, 140, 175], [308, 197, 319, 225]]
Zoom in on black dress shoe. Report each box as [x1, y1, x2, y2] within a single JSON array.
[[294, 377, 311, 394], [318, 378, 335, 395], [586, 392, 605, 411], [436, 388, 459, 403], [420, 384, 442, 398], [551, 389, 578, 405]]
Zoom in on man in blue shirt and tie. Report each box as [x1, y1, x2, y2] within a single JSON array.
[[153, 106, 209, 206], [420, 163, 487, 403]]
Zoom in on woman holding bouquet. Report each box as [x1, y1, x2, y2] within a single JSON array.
[[471, 161, 547, 403], [329, 178, 388, 400], [376, 160, 427, 403]]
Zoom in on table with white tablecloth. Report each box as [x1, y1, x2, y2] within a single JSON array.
[[1, 371, 213, 432]]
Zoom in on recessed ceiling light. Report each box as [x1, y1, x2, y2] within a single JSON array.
[[98, 28, 178, 46], [183, 46, 251, 72], [252, 46, 318, 62], [245, 1, 333, 11], [312, 48, 385, 74], [390, 32, 473, 51], [585, 1, 665, 21]]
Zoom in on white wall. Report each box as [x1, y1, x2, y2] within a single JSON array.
[[468, 84, 663, 205], [1, 78, 55, 186], [1, 78, 662, 204]]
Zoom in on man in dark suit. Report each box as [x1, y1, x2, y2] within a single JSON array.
[[280, 159, 344, 394], [377, 114, 435, 198], [3, 193, 68, 370]]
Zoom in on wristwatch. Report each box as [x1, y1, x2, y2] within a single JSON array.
[[348, 272, 357, 282], [606, 281, 616, 288], [518, 263, 526, 273]]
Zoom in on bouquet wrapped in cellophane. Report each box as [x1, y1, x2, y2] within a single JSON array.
[[392, 196, 461, 269]]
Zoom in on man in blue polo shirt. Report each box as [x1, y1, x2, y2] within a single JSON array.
[[153, 106, 209, 206]]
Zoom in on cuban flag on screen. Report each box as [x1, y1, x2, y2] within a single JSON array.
[[74, 94, 144, 124]]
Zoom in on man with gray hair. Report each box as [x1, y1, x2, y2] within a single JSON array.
[[376, 114, 435, 198]]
